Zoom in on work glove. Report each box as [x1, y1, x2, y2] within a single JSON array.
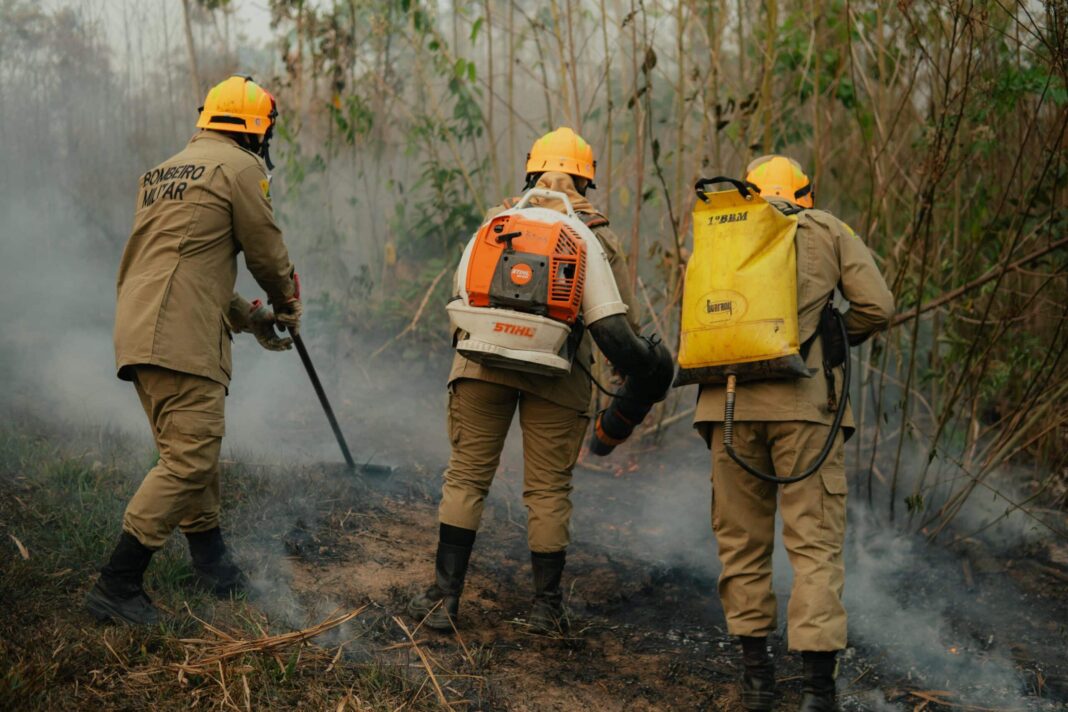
[[274, 298, 302, 335], [248, 300, 293, 351], [273, 271, 303, 335]]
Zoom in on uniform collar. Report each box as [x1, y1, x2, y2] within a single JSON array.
[[766, 195, 803, 211], [532, 171, 605, 220], [189, 130, 265, 166], [190, 129, 241, 147]]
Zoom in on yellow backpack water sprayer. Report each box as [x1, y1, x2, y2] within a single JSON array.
[[676, 177, 850, 484]]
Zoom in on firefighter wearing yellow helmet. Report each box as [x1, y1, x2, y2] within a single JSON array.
[[407, 127, 646, 634], [86, 75, 302, 626], [745, 154, 815, 209], [524, 126, 597, 183], [692, 155, 894, 711]]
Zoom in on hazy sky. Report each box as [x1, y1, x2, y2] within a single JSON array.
[[49, 0, 277, 73]]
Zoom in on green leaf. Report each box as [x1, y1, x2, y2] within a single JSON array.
[[470, 17, 484, 42]]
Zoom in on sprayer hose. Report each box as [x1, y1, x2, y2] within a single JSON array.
[[723, 378, 736, 448], [723, 313, 851, 485]]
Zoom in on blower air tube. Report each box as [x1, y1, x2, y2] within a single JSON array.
[[587, 315, 675, 456]]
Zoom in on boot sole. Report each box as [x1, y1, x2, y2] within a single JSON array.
[[407, 602, 456, 631], [85, 589, 159, 626], [191, 575, 249, 599], [528, 606, 570, 635], [529, 620, 569, 635], [740, 693, 776, 712]]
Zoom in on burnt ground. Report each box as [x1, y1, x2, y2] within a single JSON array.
[[207, 341, 1068, 711], [228, 431, 1068, 712], [2, 341, 1067, 710]]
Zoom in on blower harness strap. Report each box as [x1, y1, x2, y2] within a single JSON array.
[[723, 298, 850, 485]]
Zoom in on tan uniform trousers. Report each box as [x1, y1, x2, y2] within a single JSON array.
[[439, 379, 589, 553], [707, 421, 847, 651], [122, 365, 227, 549]]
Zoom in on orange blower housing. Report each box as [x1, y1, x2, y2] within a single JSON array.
[[465, 212, 587, 324]]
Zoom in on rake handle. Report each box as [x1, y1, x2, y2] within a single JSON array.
[[292, 332, 356, 469]]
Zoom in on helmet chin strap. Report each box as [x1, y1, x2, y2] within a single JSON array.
[[234, 130, 274, 171], [259, 124, 275, 171]]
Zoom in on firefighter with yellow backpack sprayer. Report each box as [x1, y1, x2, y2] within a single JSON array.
[[407, 127, 674, 635], [677, 156, 894, 711]]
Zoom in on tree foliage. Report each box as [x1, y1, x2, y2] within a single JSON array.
[[2, 0, 1065, 532]]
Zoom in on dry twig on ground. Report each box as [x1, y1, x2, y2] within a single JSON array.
[[150, 605, 367, 678]]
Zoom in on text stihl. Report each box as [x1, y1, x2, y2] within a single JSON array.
[[494, 322, 536, 338]]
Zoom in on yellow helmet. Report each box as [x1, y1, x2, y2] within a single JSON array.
[[745, 154, 814, 209], [196, 74, 277, 136], [526, 127, 596, 182]]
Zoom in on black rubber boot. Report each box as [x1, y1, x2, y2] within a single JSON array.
[[408, 524, 475, 631], [85, 532, 159, 626], [738, 636, 776, 711], [799, 651, 839, 712], [529, 550, 568, 634], [186, 528, 248, 598]]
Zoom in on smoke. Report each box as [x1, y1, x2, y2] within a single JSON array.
[[872, 440, 1061, 548], [0, 123, 1039, 712], [544, 427, 1050, 705], [0, 5, 1062, 707], [852, 691, 905, 711], [844, 511, 1032, 706], [0, 3, 450, 638]]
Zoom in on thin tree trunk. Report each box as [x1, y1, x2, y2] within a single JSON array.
[[484, 0, 501, 192], [181, 0, 201, 104], [507, 1, 516, 181], [295, 0, 305, 131], [565, 0, 582, 132], [761, 0, 777, 152], [162, 0, 177, 140], [703, 0, 724, 170], [737, 0, 749, 162], [548, 0, 575, 127], [629, 0, 645, 289], [600, 0, 613, 215], [674, 0, 687, 211], [811, 0, 822, 186]]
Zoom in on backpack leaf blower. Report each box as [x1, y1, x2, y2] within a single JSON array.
[[448, 188, 674, 455]]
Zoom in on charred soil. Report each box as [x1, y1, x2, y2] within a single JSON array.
[[1, 405, 1067, 710]]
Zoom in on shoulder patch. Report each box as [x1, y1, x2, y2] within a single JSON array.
[[259, 178, 271, 200]]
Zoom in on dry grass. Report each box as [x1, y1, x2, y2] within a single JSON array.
[[0, 417, 466, 711]]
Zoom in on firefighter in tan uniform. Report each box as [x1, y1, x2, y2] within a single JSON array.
[[86, 75, 302, 626], [694, 156, 894, 712], [408, 129, 644, 634]]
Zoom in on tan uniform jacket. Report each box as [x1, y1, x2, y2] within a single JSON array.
[[114, 131, 296, 387], [448, 172, 641, 414], [695, 197, 894, 431]]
